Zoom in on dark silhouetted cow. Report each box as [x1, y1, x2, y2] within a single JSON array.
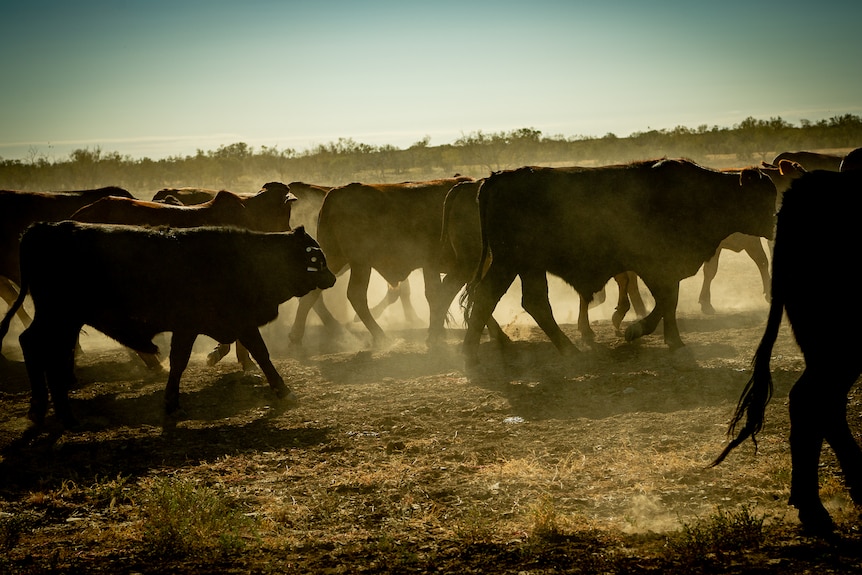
[[462, 160, 777, 365], [71, 182, 296, 369], [712, 168, 862, 534], [439, 179, 642, 344], [695, 160, 806, 314], [771, 150, 843, 172], [840, 147, 862, 172], [0, 222, 335, 427]]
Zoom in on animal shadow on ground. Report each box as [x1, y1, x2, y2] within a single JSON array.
[[0, 356, 331, 497]]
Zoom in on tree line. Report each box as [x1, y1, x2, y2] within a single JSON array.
[[2, 115, 860, 198]]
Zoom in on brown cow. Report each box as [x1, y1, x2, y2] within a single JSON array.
[[74, 182, 296, 232], [288, 176, 472, 348], [0, 187, 133, 330]]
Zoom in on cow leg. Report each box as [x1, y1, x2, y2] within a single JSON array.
[[429, 271, 466, 346], [19, 323, 49, 426], [626, 281, 683, 349], [289, 289, 322, 347], [463, 264, 517, 365], [699, 248, 721, 315], [367, 283, 399, 318], [289, 289, 345, 348], [397, 278, 422, 325], [164, 331, 197, 414], [611, 273, 632, 335], [423, 267, 450, 346], [238, 328, 297, 402], [626, 272, 648, 317], [788, 363, 862, 533], [206, 343, 231, 366], [347, 265, 386, 345], [787, 367, 835, 533], [743, 242, 771, 302], [485, 315, 511, 347], [822, 376, 862, 507], [576, 293, 596, 342], [44, 330, 79, 428], [207, 341, 253, 370], [235, 341, 254, 371], [521, 270, 578, 354], [20, 319, 79, 427]]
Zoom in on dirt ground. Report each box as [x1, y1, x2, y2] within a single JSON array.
[[1, 249, 861, 574]]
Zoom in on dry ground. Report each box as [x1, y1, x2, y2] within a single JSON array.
[[1, 249, 861, 574]]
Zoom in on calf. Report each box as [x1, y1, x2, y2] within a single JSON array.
[[0, 222, 335, 426]]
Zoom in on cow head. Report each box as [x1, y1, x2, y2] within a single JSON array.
[[293, 226, 336, 290]]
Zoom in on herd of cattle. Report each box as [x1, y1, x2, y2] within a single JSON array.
[[1, 148, 861, 534]]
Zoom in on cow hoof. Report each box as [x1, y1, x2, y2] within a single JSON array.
[[611, 312, 625, 333], [27, 406, 47, 427], [276, 388, 299, 404], [700, 302, 716, 315], [463, 353, 480, 370], [624, 323, 644, 342], [798, 507, 836, 537], [667, 339, 686, 352], [206, 344, 230, 366]]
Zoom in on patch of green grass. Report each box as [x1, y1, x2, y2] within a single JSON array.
[[668, 504, 766, 561], [140, 476, 255, 560]]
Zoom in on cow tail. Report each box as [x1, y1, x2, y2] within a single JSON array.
[[710, 285, 782, 467], [460, 180, 491, 325], [0, 279, 29, 351]]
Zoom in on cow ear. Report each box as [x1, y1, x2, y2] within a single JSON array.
[[284, 192, 298, 204]]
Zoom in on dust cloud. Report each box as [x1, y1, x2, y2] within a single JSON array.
[[1, 242, 771, 364]]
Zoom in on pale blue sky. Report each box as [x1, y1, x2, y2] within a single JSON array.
[[1, 0, 860, 161]]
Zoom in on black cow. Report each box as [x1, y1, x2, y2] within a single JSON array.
[[439, 179, 640, 344], [712, 169, 862, 534], [840, 147, 862, 172], [462, 160, 777, 364], [0, 222, 335, 426]]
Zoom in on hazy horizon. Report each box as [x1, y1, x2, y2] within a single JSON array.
[[2, 0, 860, 163]]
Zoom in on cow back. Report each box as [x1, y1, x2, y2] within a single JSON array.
[[18, 222, 335, 347], [477, 160, 776, 296], [316, 177, 471, 282], [0, 187, 132, 283]]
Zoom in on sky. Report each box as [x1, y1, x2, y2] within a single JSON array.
[[1, 0, 861, 162]]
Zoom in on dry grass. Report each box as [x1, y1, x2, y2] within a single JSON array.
[[2, 254, 862, 572]]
